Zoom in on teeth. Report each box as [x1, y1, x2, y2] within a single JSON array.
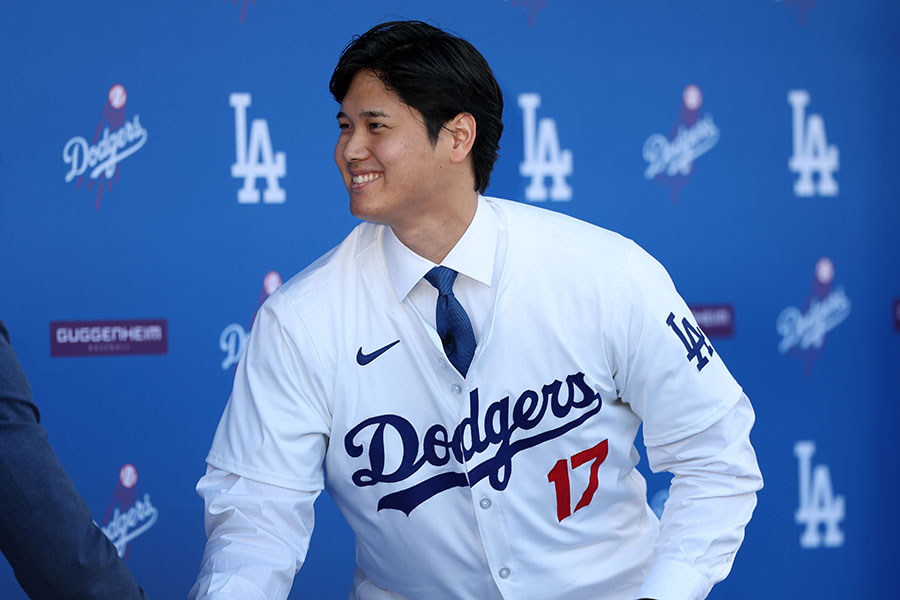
[[352, 173, 381, 184]]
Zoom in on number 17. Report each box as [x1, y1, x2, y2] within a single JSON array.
[[546, 439, 609, 522]]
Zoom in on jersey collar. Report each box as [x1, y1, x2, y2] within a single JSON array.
[[383, 195, 498, 302]]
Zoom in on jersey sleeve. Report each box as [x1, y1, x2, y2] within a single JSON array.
[[608, 241, 743, 446], [188, 467, 320, 600], [206, 289, 331, 492]]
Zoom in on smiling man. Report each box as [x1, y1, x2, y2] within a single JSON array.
[[336, 70, 479, 263], [189, 21, 762, 600]]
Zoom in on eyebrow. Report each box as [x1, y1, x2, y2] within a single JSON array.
[[336, 109, 391, 120]]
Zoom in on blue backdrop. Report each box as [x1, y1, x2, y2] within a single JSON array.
[[1, 1, 898, 598]]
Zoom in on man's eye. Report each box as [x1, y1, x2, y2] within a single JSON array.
[[369, 122, 385, 130], [338, 122, 351, 130]]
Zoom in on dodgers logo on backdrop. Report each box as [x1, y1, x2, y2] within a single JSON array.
[[220, 270, 282, 370], [794, 441, 845, 549], [344, 372, 602, 515], [894, 299, 900, 331], [788, 90, 839, 197], [643, 84, 719, 204], [100, 464, 158, 559], [230, 93, 286, 204], [776, 257, 850, 373], [62, 84, 148, 210], [518, 93, 573, 202]]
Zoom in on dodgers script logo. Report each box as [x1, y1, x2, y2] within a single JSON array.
[[62, 84, 148, 210], [518, 93, 573, 202], [220, 271, 282, 370], [230, 93, 286, 203], [344, 372, 602, 515], [795, 441, 845, 548], [100, 464, 158, 559], [777, 257, 851, 374], [789, 90, 839, 197], [643, 84, 720, 204]]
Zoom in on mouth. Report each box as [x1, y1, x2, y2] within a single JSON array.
[[350, 172, 383, 188]]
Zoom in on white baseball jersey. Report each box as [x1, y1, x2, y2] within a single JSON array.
[[203, 197, 754, 600]]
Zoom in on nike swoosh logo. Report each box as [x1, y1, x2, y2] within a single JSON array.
[[356, 340, 400, 366]]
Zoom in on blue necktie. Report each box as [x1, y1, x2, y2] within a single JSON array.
[[424, 266, 476, 377]]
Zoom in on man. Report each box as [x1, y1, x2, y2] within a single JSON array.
[[0, 319, 149, 599], [190, 21, 762, 600]]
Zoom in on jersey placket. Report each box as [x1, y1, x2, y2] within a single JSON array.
[[394, 231, 527, 597], [454, 368, 528, 599]]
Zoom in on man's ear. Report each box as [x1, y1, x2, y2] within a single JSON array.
[[446, 112, 476, 164]]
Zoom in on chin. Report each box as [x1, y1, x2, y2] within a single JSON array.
[[348, 198, 384, 223]]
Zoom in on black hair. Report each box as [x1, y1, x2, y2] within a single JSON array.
[[330, 20, 503, 194]]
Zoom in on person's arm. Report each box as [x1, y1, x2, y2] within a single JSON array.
[[189, 290, 332, 598], [188, 467, 319, 600], [0, 319, 149, 599], [634, 394, 762, 600], [606, 242, 763, 600]]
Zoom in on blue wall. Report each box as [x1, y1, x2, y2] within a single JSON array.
[[1, 1, 898, 597]]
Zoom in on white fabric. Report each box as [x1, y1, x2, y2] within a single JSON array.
[[383, 197, 501, 343], [191, 196, 762, 600], [189, 468, 319, 600], [635, 394, 760, 600]]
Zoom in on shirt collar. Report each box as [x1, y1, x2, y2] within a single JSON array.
[[383, 195, 498, 301]]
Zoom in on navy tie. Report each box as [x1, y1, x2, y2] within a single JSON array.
[[424, 266, 476, 377]]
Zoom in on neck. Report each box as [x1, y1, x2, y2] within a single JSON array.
[[391, 190, 478, 264]]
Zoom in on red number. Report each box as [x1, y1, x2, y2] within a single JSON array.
[[546, 458, 571, 522], [546, 439, 609, 522], [571, 440, 609, 513]]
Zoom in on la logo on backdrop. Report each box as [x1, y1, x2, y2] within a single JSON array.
[[62, 84, 149, 210], [776, 257, 851, 374], [794, 441, 845, 549], [788, 89, 838, 197], [643, 84, 720, 204], [100, 464, 158, 559], [518, 93, 573, 202], [220, 270, 283, 371], [230, 93, 286, 204]]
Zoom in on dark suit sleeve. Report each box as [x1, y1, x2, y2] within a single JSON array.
[[0, 320, 149, 600]]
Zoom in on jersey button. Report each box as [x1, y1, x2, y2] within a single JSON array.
[[451, 383, 462, 394], [479, 498, 492, 510], [498, 567, 511, 579], [437, 358, 447, 369]]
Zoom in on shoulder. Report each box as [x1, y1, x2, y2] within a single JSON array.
[[486, 196, 643, 275], [274, 221, 383, 312], [488, 196, 633, 254]]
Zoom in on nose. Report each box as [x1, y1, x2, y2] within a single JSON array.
[[341, 128, 370, 163]]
